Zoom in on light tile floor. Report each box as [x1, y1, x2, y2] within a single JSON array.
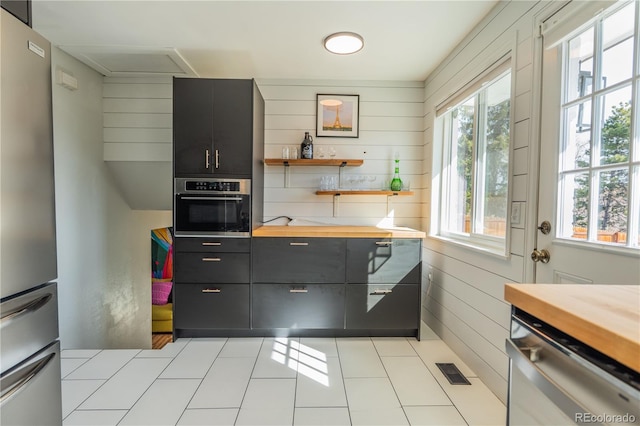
[[61, 330, 505, 426]]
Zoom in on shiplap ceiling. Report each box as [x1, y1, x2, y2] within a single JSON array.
[[32, 0, 498, 81]]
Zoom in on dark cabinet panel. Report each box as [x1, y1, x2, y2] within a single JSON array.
[[175, 237, 250, 253], [346, 284, 419, 329], [1, 0, 30, 26], [173, 78, 213, 175], [253, 284, 345, 329], [252, 238, 346, 283], [346, 239, 421, 284], [174, 252, 250, 283], [174, 284, 250, 329], [173, 78, 254, 177], [212, 80, 253, 176]]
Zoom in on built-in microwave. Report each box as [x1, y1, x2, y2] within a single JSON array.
[[174, 178, 251, 237]]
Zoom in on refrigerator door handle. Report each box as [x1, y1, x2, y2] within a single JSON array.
[[0, 293, 53, 327], [0, 351, 56, 405]]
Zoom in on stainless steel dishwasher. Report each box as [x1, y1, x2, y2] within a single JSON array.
[[506, 308, 639, 425]]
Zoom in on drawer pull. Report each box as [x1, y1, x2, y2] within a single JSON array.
[[289, 288, 308, 293], [201, 242, 222, 246], [202, 257, 221, 262], [289, 242, 309, 246], [371, 289, 392, 295], [202, 288, 221, 293], [375, 241, 393, 246]]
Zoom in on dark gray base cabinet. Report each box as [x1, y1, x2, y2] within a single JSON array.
[[174, 284, 250, 329], [345, 284, 419, 329], [174, 252, 250, 283], [346, 238, 421, 284], [252, 284, 345, 329], [252, 238, 346, 283]]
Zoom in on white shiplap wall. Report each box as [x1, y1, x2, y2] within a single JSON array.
[[257, 79, 423, 228], [421, 0, 552, 403], [103, 77, 173, 210]]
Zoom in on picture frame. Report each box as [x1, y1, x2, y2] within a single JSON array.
[[316, 94, 359, 138]]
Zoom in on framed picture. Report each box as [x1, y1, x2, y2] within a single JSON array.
[[316, 94, 359, 138]]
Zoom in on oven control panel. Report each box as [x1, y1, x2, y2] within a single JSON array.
[[186, 181, 240, 192]]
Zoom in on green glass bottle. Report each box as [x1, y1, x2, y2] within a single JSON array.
[[390, 158, 403, 191]]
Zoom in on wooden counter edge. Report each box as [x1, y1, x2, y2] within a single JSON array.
[[504, 284, 640, 373], [252, 226, 426, 239]]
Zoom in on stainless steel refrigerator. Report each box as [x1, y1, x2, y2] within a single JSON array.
[[0, 8, 62, 425]]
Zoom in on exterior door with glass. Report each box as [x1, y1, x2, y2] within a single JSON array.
[[536, 0, 640, 284]]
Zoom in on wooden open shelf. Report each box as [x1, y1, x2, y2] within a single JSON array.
[[264, 158, 363, 167], [316, 190, 414, 196]]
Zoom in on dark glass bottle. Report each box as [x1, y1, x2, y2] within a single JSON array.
[[301, 132, 314, 159]]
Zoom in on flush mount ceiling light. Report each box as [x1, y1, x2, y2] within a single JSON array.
[[324, 32, 364, 55]]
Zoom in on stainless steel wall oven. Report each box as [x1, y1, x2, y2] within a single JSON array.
[[174, 178, 251, 237]]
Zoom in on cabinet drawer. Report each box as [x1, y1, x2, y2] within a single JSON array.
[[346, 239, 421, 284], [346, 284, 419, 329], [174, 252, 250, 283], [174, 284, 249, 329], [252, 238, 346, 283], [175, 237, 250, 253], [252, 284, 345, 329]]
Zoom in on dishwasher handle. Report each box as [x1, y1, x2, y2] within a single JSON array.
[[505, 338, 599, 425]]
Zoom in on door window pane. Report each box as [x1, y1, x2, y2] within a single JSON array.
[[567, 28, 594, 102], [602, 3, 634, 88], [560, 172, 590, 239], [599, 87, 631, 165], [597, 169, 628, 244], [563, 102, 591, 170]]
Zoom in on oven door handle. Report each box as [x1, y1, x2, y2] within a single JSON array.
[[505, 339, 597, 425], [178, 196, 244, 201]]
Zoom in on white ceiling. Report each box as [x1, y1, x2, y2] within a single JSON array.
[[32, 0, 499, 81]]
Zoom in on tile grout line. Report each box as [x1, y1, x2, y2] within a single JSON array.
[[372, 337, 412, 425]]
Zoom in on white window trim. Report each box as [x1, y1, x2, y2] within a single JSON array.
[[431, 53, 515, 258]]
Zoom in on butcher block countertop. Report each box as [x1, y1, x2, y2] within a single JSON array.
[[252, 225, 426, 239], [505, 283, 640, 372]]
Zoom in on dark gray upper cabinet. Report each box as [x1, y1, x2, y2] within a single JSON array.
[[173, 78, 254, 177], [252, 238, 346, 283]]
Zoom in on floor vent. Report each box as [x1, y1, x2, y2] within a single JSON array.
[[436, 363, 471, 385]]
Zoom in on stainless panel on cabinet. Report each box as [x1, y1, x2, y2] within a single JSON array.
[[174, 284, 249, 329], [252, 238, 346, 283], [0, 341, 62, 426], [174, 252, 250, 283], [0, 283, 58, 373], [346, 284, 419, 329], [252, 284, 345, 329], [346, 239, 421, 284], [0, 9, 56, 299], [175, 237, 250, 253]]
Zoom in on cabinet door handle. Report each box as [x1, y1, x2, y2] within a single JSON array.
[[371, 289, 392, 295], [202, 288, 221, 293], [215, 149, 220, 169], [202, 257, 221, 262], [289, 242, 309, 246], [205, 149, 211, 169], [289, 288, 308, 293], [201, 242, 222, 246], [375, 241, 393, 246]]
